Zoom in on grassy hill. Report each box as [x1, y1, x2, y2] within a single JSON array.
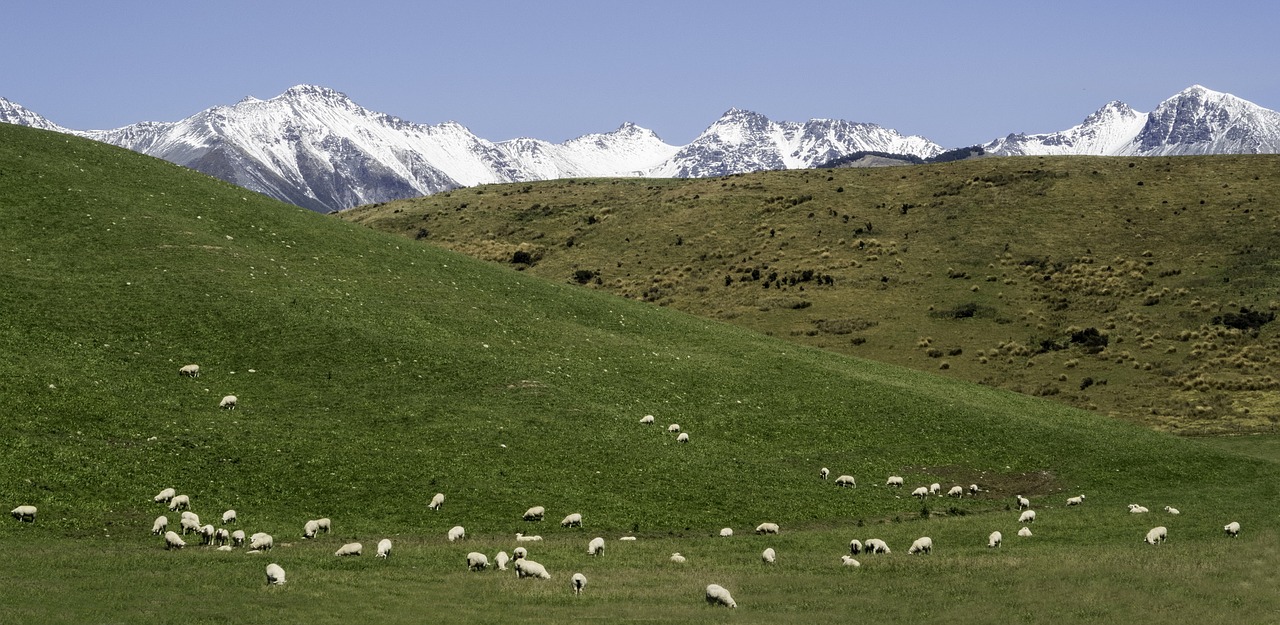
[[341, 156, 1280, 435], [1, 123, 1278, 623]]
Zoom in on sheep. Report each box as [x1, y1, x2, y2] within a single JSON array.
[[835, 475, 856, 488], [217, 545, 233, 552], [911, 486, 929, 499], [448, 525, 466, 542], [1019, 510, 1036, 524], [495, 551, 510, 570], [670, 552, 687, 563], [153, 488, 176, 504], [179, 517, 201, 535], [908, 536, 933, 555], [886, 476, 904, 487], [719, 527, 733, 537], [428, 493, 445, 511], [705, 584, 737, 608], [179, 364, 200, 378], [969, 484, 981, 495], [561, 513, 583, 528], [219, 395, 237, 409], [515, 532, 541, 542], [151, 516, 168, 535], [1017, 527, 1033, 538], [1128, 504, 1150, 514], [761, 547, 776, 564], [180, 511, 200, 523], [231, 530, 245, 547], [676, 432, 690, 443], [376, 538, 392, 558], [988, 531, 1003, 548], [164, 530, 186, 550], [820, 467, 830, 480], [929, 483, 941, 495], [303, 520, 320, 539], [316, 518, 332, 533], [1164, 506, 1181, 515], [841, 555, 861, 567], [221, 509, 237, 524], [513, 547, 528, 560], [514, 559, 551, 579], [1066, 495, 1086, 506], [1144, 526, 1167, 545], [1016, 495, 1030, 510], [640, 414, 655, 424], [467, 551, 489, 570], [864, 538, 890, 554], [587, 537, 605, 556], [215, 528, 230, 546], [947, 485, 964, 498], [168, 495, 190, 511], [619, 536, 637, 541], [571, 572, 587, 595], [667, 424, 680, 433], [523, 506, 546, 522], [265, 563, 286, 585], [849, 539, 862, 555], [755, 522, 779, 535], [1224, 521, 1241, 538], [335, 542, 363, 556], [249, 533, 274, 551]]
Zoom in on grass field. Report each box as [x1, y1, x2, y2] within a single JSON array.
[[1, 123, 1278, 624]]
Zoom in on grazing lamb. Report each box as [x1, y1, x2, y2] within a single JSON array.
[[515, 533, 542, 542], [571, 572, 587, 595], [496, 551, 510, 570], [448, 526, 466, 542], [231, 530, 245, 547], [316, 518, 332, 533], [221, 509, 237, 524], [265, 563, 286, 585], [179, 364, 200, 378], [886, 476, 904, 487], [588, 537, 605, 556], [515, 559, 551, 579], [335, 542, 363, 556], [179, 517, 201, 535], [947, 486, 964, 498], [849, 539, 862, 555], [670, 552, 687, 563], [377, 539, 392, 558], [215, 528, 230, 546], [1016, 495, 1030, 510], [219, 395, 237, 409], [1164, 506, 1181, 515], [705, 584, 737, 608], [929, 483, 941, 495], [1224, 521, 1241, 538], [864, 538, 890, 554], [428, 493, 445, 511], [835, 475, 856, 488], [1144, 526, 1168, 545], [908, 536, 933, 555], [676, 432, 690, 443], [523, 506, 546, 522], [249, 533, 274, 551], [561, 513, 583, 528], [168, 495, 190, 511], [719, 527, 733, 537], [841, 555, 861, 567], [969, 484, 981, 495], [820, 467, 830, 480], [988, 531, 1002, 548], [911, 486, 929, 499], [755, 522, 779, 535], [467, 552, 489, 570], [303, 520, 320, 539], [667, 424, 680, 433], [164, 530, 186, 550], [151, 516, 169, 535], [761, 547, 776, 564], [1019, 510, 1036, 524], [1017, 527, 1033, 538], [513, 547, 528, 560], [181, 511, 199, 522], [1066, 495, 1085, 506], [153, 488, 176, 504], [640, 414, 655, 424]]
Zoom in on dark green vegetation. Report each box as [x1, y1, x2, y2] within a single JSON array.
[[342, 156, 1280, 435], [2, 124, 1278, 623]]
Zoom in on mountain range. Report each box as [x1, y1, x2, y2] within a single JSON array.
[[2, 84, 1278, 212]]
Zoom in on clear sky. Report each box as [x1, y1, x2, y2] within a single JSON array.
[[5, 1, 1279, 148]]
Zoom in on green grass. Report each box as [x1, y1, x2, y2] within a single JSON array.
[[1, 123, 1278, 623]]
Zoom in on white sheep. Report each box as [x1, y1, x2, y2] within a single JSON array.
[[231, 530, 245, 547], [316, 518, 332, 533], [1224, 521, 1241, 538], [969, 484, 980, 495], [561, 513, 583, 528], [761, 547, 776, 564], [640, 414, 655, 424], [1019, 510, 1036, 524], [820, 467, 830, 480], [168, 495, 190, 511], [303, 520, 320, 539], [755, 522, 779, 535], [496, 551, 510, 570], [908, 536, 933, 555], [886, 476, 904, 487], [667, 424, 680, 433], [1017, 527, 1033, 537], [676, 432, 690, 443], [377, 538, 392, 558], [467, 551, 489, 570], [265, 563, 286, 585], [523, 506, 546, 522], [835, 475, 856, 488], [151, 516, 168, 535], [217, 545, 233, 552], [1066, 495, 1085, 506], [947, 485, 964, 497], [1016, 495, 1030, 510], [249, 533, 274, 551], [515, 559, 551, 579], [181, 511, 200, 523], [179, 364, 200, 378], [513, 547, 528, 560], [841, 555, 861, 567], [1144, 526, 1167, 545], [428, 493, 445, 511], [849, 539, 862, 555], [1164, 506, 1181, 515], [179, 517, 201, 535], [705, 584, 737, 608], [335, 542, 363, 556], [911, 486, 929, 499], [448, 525, 466, 542], [619, 536, 637, 541], [929, 483, 941, 495], [215, 528, 230, 546], [219, 395, 237, 409], [1129, 504, 1150, 514], [221, 509, 237, 524], [864, 538, 890, 554], [988, 531, 1002, 548], [670, 552, 687, 563], [571, 572, 587, 595], [153, 488, 176, 504], [515, 532, 541, 542], [719, 527, 733, 537], [588, 537, 605, 556], [164, 530, 186, 550]]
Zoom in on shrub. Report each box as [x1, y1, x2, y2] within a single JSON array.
[[1069, 327, 1109, 354], [1213, 307, 1275, 332]]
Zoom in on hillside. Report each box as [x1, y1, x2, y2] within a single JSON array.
[[2, 124, 1278, 623], [342, 156, 1280, 435]]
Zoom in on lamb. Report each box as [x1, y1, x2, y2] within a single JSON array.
[[514, 559, 551, 579], [755, 522, 779, 535], [841, 555, 861, 567], [376, 538, 392, 558], [466, 551, 489, 570], [1017, 527, 1033, 537], [559, 512, 583, 528], [1019, 510, 1036, 524], [761, 547, 776, 564], [969, 484, 981, 495], [1144, 526, 1167, 545], [265, 563, 286, 585], [571, 572, 587, 595], [947, 485, 964, 498], [181, 511, 200, 523], [1128, 504, 1150, 514], [1016, 495, 1030, 510], [168, 495, 191, 511], [316, 518, 332, 533], [249, 533, 274, 551], [640, 414, 655, 424], [820, 467, 830, 480], [988, 531, 1002, 548], [231, 530, 245, 547], [667, 424, 680, 433], [523, 506, 546, 522], [216, 545, 233, 552], [1164, 506, 1181, 515], [886, 476, 904, 487], [221, 509, 237, 524], [448, 525, 466, 542], [864, 538, 890, 554], [179, 364, 200, 378], [676, 432, 690, 443], [179, 517, 201, 535], [513, 547, 528, 560], [835, 475, 856, 488], [705, 584, 737, 608], [1066, 495, 1086, 506], [908, 536, 933, 555], [219, 395, 237, 409], [153, 488, 176, 504], [164, 530, 186, 550], [670, 552, 687, 563], [929, 483, 941, 495], [515, 532, 541, 542], [151, 516, 168, 535], [428, 493, 445, 511], [215, 528, 230, 546], [719, 527, 733, 537], [911, 486, 929, 499], [1223, 521, 1241, 538], [849, 539, 862, 555], [335, 542, 363, 556], [303, 520, 320, 539], [588, 537, 606, 556]]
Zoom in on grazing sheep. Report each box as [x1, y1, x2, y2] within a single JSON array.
[[841, 555, 861, 567], [168, 495, 190, 511], [496, 551, 510, 570], [640, 414, 655, 424], [467, 551, 489, 570], [265, 563, 286, 585], [164, 530, 186, 550], [835, 475, 856, 488], [515, 533, 541, 542], [1066, 495, 1085, 506], [676, 432, 690, 443], [761, 547, 776, 564], [1224, 521, 1241, 538], [221, 509, 237, 524], [947, 486, 964, 498], [153, 488, 176, 504], [705, 584, 737, 608], [377, 539, 392, 558], [886, 476, 904, 487], [151, 516, 169, 535], [215, 528, 230, 546], [316, 518, 331, 533], [908, 536, 933, 555], [571, 572, 587, 595], [448, 526, 466, 542], [929, 483, 941, 495], [428, 492, 445, 511], [988, 531, 1002, 548], [179, 364, 200, 378], [911, 486, 929, 499], [560, 513, 583, 528], [864, 538, 890, 554], [1016, 495, 1030, 510], [1144, 526, 1167, 545], [515, 559, 551, 579], [588, 537, 606, 556], [755, 522, 779, 535], [180, 511, 199, 523], [849, 539, 862, 555], [1019, 510, 1036, 524], [719, 527, 733, 537], [1128, 504, 1150, 514], [513, 547, 528, 560], [335, 542, 363, 556], [670, 552, 687, 563], [231, 530, 245, 547], [179, 517, 201, 535], [1164, 506, 1181, 515], [219, 395, 237, 409], [303, 520, 320, 539], [1017, 527, 1033, 538], [667, 424, 680, 433], [523, 506, 546, 522], [969, 484, 980, 495], [820, 467, 830, 480], [249, 533, 274, 551]]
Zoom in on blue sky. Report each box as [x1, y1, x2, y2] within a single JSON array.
[[5, 1, 1278, 148]]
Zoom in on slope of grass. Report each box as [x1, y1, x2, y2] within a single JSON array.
[[1, 124, 1277, 623], [341, 157, 1280, 434]]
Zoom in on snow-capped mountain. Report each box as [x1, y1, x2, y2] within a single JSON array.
[[0, 97, 68, 132], [984, 86, 1280, 156]]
